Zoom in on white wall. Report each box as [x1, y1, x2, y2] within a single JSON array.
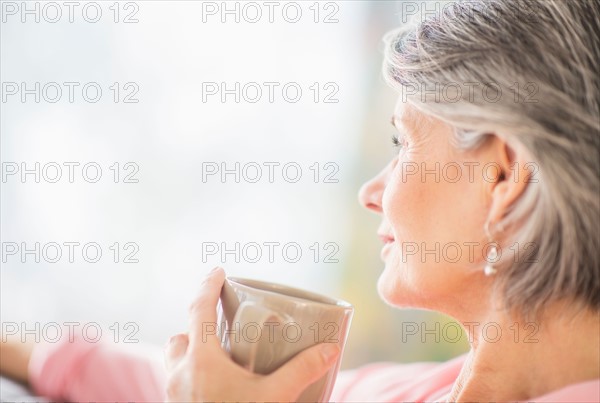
[[1, 1, 371, 345]]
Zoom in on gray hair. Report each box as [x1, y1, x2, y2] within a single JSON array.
[[383, 0, 599, 318]]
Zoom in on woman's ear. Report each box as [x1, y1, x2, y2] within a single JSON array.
[[485, 135, 533, 225]]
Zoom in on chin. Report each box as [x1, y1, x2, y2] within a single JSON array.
[[377, 258, 443, 310], [376, 262, 414, 308], [377, 261, 464, 317]]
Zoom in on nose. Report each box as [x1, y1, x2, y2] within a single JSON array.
[[358, 164, 390, 214]]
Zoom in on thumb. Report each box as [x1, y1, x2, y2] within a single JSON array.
[[270, 343, 340, 397]]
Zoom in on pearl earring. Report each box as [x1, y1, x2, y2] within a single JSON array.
[[483, 221, 499, 276], [484, 245, 498, 276]]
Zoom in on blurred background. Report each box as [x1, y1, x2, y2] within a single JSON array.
[[1, 0, 467, 370]]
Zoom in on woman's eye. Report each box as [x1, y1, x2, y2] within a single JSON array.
[[391, 134, 407, 151]]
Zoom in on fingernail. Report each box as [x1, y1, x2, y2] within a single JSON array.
[[209, 266, 222, 275], [320, 344, 339, 363]]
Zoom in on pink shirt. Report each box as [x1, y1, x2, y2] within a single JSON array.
[[28, 336, 600, 402]]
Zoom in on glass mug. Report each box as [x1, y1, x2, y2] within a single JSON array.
[[216, 277, 354, 402]]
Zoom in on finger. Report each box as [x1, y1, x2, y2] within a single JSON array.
[[188, 267, 226, 350], [164, 333, 189, 371], [270, 343, 340, 397]]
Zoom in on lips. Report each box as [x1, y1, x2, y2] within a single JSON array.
[[377, 224, 396, 261], [378, 233, 395, 244], [379, 234, 395, 261]]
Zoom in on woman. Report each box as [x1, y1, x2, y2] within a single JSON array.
[[2, 0, 599, 401]]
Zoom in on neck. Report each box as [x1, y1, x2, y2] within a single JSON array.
[[448, 302, 600, 402]]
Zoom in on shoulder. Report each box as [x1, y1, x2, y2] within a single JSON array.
[[332, 354, 599, 403]]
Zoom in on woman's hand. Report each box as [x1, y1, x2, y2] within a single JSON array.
[[164, 267, 341, 402]]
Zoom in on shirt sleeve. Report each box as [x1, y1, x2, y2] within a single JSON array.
[[28, 331, 465, 403], [28, 333, 166, 403]]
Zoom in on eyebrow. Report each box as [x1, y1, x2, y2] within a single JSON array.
[[391, 114, 420, 138], [390, 115, 407, 133]]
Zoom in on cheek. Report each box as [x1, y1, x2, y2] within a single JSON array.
[[378, 171, 427, 306], [381, 166, 428, 242], [376, 158, 488, 308], [385, 161, 484, 247]]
